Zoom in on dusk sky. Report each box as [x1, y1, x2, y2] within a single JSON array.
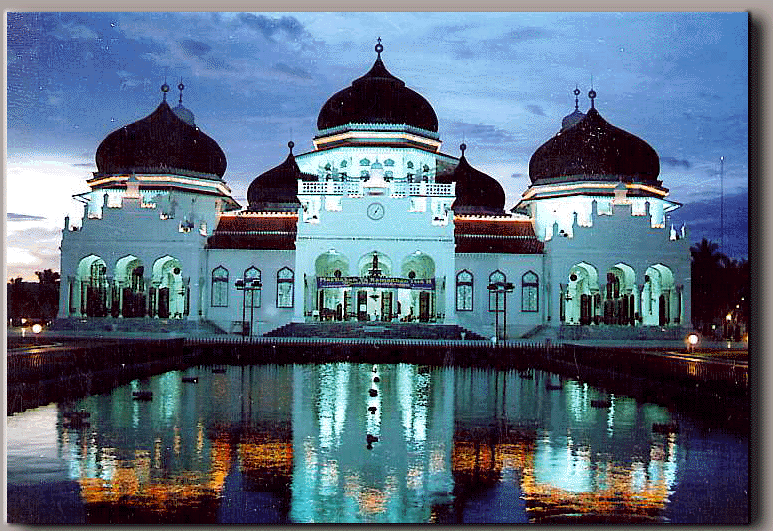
[[6, 11, 748, 281]]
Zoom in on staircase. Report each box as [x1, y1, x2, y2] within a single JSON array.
[[265, 322, 486, 340]]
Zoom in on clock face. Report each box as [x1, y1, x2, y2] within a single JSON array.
[[367, 202, 385, 220]]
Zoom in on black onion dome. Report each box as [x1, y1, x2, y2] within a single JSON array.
[[96, 101, 226, 177], [437, 149, 506, 215], [317, 53, 438, 132], [529, 107, 659, 183], [247, 144, 313, 211]]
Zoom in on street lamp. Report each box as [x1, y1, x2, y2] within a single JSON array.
[[236, 278, 262, 339], [488, 281, 515, 341]]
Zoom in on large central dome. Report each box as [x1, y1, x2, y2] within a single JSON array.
[[317, 41, 438, 133]]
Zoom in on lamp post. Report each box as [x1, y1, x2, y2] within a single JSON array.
[[236, 278, 262, 339]]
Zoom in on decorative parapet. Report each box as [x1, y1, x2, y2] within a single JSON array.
[[298, 180, 454, 198]]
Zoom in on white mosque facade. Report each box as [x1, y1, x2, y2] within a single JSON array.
[[57, 43, 691, 339]]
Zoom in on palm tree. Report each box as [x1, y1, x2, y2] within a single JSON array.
[[690, 238, 728, 333]]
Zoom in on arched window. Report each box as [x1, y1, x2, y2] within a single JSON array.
[[340, 160, 348, 168], [360, 158, 370, 166], [384, 159, 395, 167], [277, 267, 294, 308], [489, 270, 506, 312], [407, 161, 414, 169], [385, 170, 393, 179], [360, 170, 369, 178], [244, 267, 261, 308], [522, 271, 539, 312], [456, 270, 473, 311], [211, 266, 229, 307]]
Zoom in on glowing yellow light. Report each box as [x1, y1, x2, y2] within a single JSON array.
[[32, 323, 43, 334], [726, 313, 732, 321], [687, 334, 699, 345]]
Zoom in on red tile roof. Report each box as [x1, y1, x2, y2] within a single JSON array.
[[454, 217, 544, 254], [207, 214, 297, 250]]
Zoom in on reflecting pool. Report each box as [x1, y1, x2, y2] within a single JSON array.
[[7, 363, 748, 524]]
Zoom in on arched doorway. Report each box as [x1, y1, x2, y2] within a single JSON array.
[[642, 264, 676, 326], [151, 256, 187, 319], [561, 262, 599, 325], [76, 255, 108, 317], [315, 250, 351, 321], [603, 263, 637, 325], [114, 255, 146, 317], [355, 251, 393, 322], [400, 251, 436, 323]]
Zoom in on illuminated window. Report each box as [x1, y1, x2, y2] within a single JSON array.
[[244, 267, 261, 308], [522, 271, 539, 312], [456, 270, 473, 311], [489, 270, 505, 312], [211, 266, 229, 307], [277, 267, 294, 308]]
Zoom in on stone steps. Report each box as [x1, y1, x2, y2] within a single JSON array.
[[266, 322, 486, 340]]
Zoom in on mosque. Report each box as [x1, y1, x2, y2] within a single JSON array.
[[57, 41, 691, 340]]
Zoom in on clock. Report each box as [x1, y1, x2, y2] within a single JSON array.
[[367, 202, 385, 220]]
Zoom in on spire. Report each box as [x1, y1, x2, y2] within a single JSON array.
[[161, 69, 169, 102], [460, 142, 467, 158], [589, 75, 596, 109], [288, 140, 295, 155], [178, 78, 184, 105], [574, 85, 581, 111], [375, 36, 383, 59]]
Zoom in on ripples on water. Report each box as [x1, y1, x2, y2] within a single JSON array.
[[6, 363, 749, 524]]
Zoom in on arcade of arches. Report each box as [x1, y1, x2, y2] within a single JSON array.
[[310, 250, 440, 322], [68, 254, 189, 319], [560, 262, 684, 327]]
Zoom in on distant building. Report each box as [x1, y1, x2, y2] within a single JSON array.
[[58, 41, 691, 339]]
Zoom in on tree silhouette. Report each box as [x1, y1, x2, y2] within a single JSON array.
[[690, 238, 747, 338]]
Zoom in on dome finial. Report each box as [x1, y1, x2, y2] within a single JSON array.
[[375, 37, 383, 58], [178, 77, 185, 105], [589, 75, 596, 109], [288, 140, 295, 155], [460, 143, 467, 156], [573, 85, 581, 111], [161, 68, 170, 102]]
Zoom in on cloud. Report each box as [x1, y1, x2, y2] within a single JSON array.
[[661, 156, 691, 169], [180, 39, 212, 58], [7, 213, 46, 221], [6, 247, 43, 266], [51, 20, 98, 41], [273, 62, 313, 80], [506, 27, 554, 42], [525, 104, 546, 116], [448, 121, 515, 145], [511, 173, 528, 179], [237, 13, 305, 41]]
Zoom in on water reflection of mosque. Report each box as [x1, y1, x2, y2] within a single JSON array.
[[59, 364, 678, 523]]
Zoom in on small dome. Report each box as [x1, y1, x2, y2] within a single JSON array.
[[247, 143, 314, 212], [317, 43, 438, 132], [529, 107, 660, 184], [172, 103, 195, 126], [561, 109, 584, 130], [96, 100, 226, 177], [437, 147, 506, 215]]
